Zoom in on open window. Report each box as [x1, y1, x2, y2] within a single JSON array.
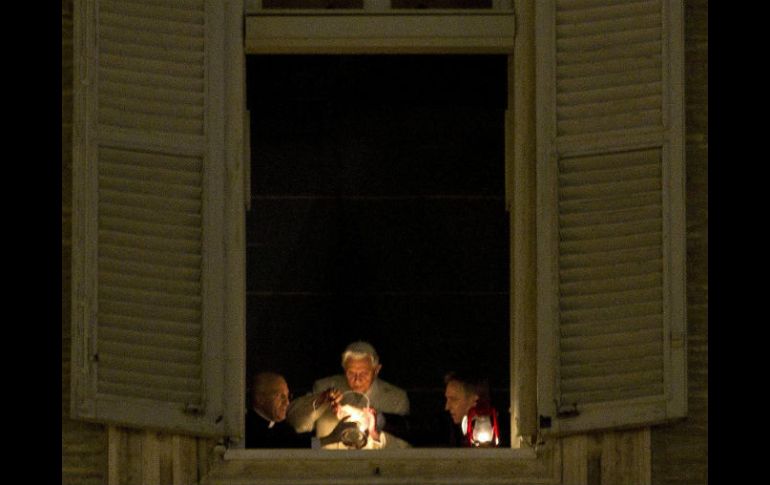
[[70, 0, 685, 481], [245, 53, 512, 447]]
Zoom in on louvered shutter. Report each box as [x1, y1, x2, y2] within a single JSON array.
[[535, 0, 686, 435], [71, 0, 231, 436]]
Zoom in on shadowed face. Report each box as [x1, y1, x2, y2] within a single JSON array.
[[444, 380, 479, 425], [344, 357, 381, 393], [253, 375, 291, 422]]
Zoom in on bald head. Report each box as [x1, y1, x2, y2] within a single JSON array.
[[251, 372, 290, 422]]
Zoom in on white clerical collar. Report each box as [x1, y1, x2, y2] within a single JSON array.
[[253, 407, 275, 428]]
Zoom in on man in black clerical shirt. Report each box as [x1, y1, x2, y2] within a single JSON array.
[[246, 371, 353, 448]]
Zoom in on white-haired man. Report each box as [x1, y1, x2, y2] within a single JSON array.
[[287, 341, 410, 449]]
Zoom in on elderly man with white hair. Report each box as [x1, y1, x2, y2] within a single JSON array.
[[287, 341, 410, 449]]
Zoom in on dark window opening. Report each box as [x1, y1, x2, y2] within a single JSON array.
[[245, 55, 510, 447]]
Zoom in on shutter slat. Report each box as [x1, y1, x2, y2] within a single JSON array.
[[101, 0, 204, 24], [556, 0, 660, 23], [561, 369, 663, 394], [100, 312, 200, 338], [561, 301, 661, 325], [100, 217, 201, 241], [560, 247, 660, 269], [561, 341, 662, 366], [561, 272, 662, 296], [100, 53, 203, 79], [99, 24, 204, 52], [100, 257, 201, 282], [561, 354, 661, 378], [556, 11, 659, 38], [557, 81, 661, 106], [560, 218, 662, 242], [561, 287, 662, 312], [100, 160, 201, 188], [101, 203, 202, 229], [557, 56, 661, 81], [557, 110, 661, 136], [100, 92, 204, 120], [560, 232, 661, 254], [556, 27, 661, 53], [101, 67, 204, 93], [101, 39, 203, 65], [98, 107, 204, 135], [99, 230, 201, 255], [100, 82, 204, 114], [560, 206, 660, 227], [100, 326, 201, 352], [557, 94, 661, 121], [561, 383, 661, 406], [100, 146, 202, 171], [560, 315, 660, 338], [98, 382, 200, 405], [99, 271, 201, 297], [100, 245, 201, 269], [560, 179, 660, 201], [99, 340, 200, 366], [560, 193, 660, 215], [561, 328, 661, 352], [100, 355, 200, 383], [99, 285, 202, 310], [559, 258, 663, 280], [556, 40, 660, 66], [100, 189, 202, 214], [560, 148, 659, 173], [99, 299, 201, 323]]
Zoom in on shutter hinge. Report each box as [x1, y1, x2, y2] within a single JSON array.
[[556, 402, 579, 419], [539, 415, 552, 429]]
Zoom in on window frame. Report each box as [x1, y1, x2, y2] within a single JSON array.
[[216, 4, 559, 483]]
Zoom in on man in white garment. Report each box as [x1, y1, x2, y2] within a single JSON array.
[[287, 341, 410, 449]]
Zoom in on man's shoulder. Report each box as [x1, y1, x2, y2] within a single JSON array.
[[373, 379, 409, 405], [376, 378, 407, 396], [371, 378, 409, 415], [313, 374, 348, 391]]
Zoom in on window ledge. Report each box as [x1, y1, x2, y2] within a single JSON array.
[[224, 446, 537, 461], [205, 445, 557, 485]]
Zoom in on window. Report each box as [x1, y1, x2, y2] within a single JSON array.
[[70, 0, 686, 482]]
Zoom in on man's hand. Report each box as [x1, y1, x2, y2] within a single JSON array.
[[319, 416, 358, 446], [363, 407, 380, 442], [313, 387, 342, 411]]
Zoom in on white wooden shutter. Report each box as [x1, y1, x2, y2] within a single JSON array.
[[71, 0, 233, 437], [536, 0, 686, 435]]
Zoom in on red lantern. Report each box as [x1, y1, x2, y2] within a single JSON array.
[[462, 401, 500, 447]]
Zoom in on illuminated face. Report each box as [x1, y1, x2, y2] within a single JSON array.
[[344, 357, 380, 393], [444, 380, 478, 425], [254, 376, 291, 422]]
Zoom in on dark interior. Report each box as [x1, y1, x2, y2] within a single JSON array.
[[245, 55, 510, 445]]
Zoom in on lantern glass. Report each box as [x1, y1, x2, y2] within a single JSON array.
[[471, 415, 493, 444], [335, 391, 371, 449]]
